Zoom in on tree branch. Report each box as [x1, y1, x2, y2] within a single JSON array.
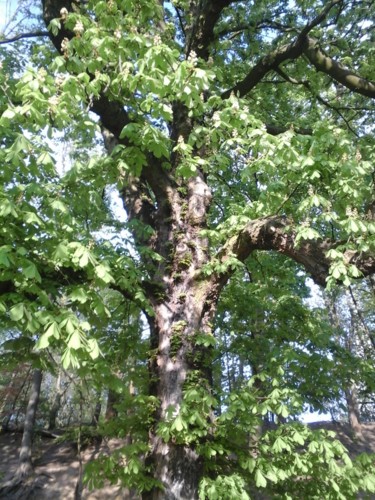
[[187, 0, 242, 59], [41, 0, 172, 216], [221, 0, 343, 99], [299, 0, 343, 38], [0, 31, 50, 45], [274, 67, 359, 135], [220, 216, 375, 287], [265, 124, 312, 136], [304, 37, 375, 99], [216, 20, 296, 39]]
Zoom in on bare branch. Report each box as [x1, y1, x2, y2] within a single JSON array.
[[274, 67, 360, 136], [299, 0, 343, 38], [175, 7, 186, 38], [216, 19, 296, 39], [0, 31, 50, 45]]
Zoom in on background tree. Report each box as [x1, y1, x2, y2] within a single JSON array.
[[1, 0, 375, 498]]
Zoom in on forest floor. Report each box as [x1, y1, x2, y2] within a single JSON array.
[[1, 422, 375, 499], [0, 432, 134, 499]]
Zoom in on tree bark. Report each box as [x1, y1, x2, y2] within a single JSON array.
[[105, 387, 120, 421], [140, 174, 218, 499], [345, 385, 362, 437], [17, 368, 43, 479], [48, 370, 63, 430], [91, 398, 102, 427]]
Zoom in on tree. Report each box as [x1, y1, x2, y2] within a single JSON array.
[[16, 368, 43, 479], [324, 279, 375, 429], [1, 0, 375, 498]]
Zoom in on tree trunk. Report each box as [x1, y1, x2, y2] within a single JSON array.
[[2, 366, 32, 431], [139, 173, 219, 499], [91, 396, 102, 426], [0, 371, 16, 429], [17, 368, 43, 479], [345, 385, 362, 436], [48, 370, 63, 430], [144, 292, 214, 499], [105, 387, 119, 420]]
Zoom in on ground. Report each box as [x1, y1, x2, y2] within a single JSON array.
[[0, 432, 133, 499], [0, 423, 375, 499]]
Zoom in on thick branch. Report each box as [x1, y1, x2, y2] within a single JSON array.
[[42, 0, 80, 55], [188, 0, 242, 59], [265, 124, 312, 136], [91, 99, 131, 142], [221, 0, 343, 99], [221, 39, 306, 99], [304, 37, 375, 99], [221, 216, 375, 287]]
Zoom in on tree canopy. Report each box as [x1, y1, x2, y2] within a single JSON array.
[[1, 0, 375, 498]]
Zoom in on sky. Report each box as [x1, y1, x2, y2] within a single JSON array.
[[0, 0, 16, 33]]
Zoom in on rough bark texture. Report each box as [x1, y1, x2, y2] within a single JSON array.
[[105, 388, 119, 421], [91, 399, 102, 427], [139, 171, 215, 498], [304, 37, 375, 99], [223, 216, 375, 287]]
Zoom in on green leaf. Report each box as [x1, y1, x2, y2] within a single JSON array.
[[255, 469, 267, 488], [61, 348, 71, 370], [173, 415, 184, 432], [23, 263, 42, 282], [87, 338, 101, 359], [95, 264, 114, 283], [0, 248, 11, 267], [35, 322, 60, 349], [53, 242, 69, 262], [68, 330, 82, 349], [10, 303, 25, 322], [1, 108, 16, 121], [24, 212, 44, 226], [69, 287, 89, 303]]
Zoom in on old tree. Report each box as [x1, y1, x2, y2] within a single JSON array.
[[1, 0, 375, 498]]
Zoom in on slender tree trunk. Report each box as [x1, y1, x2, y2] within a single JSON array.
[[91, 400, 102, 426], [2, 366, 32, 430], [48, 370, 63, 430], [16, 368, 43, 479], [345, 385, 362, 436], [75, 387, 84, 500], [0, 371, 16, 429], [105, 387, 119, 420]]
